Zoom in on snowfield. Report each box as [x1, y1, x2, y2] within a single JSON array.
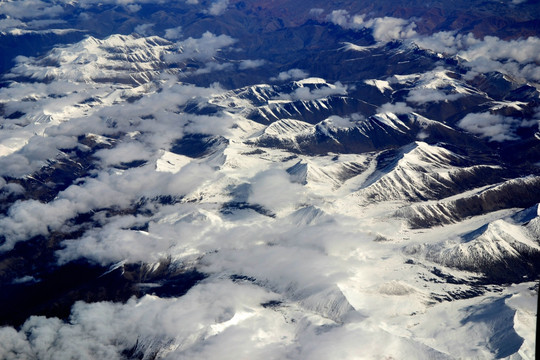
[[0, 10, 539, 359]]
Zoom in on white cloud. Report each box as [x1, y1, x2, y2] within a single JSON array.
[[326, 10, 540, 82], [326, 11, 417, 42], [459, 36, 540, 64], [165, 32, 237, 63], [57, 217, 174, 265], [0, 279, 290, 360], [0, 181, 24, 199], [406, 88, 464, 104], [326, 10, 357, 29], [248, 169, 304, 211], [272, 68, 308, 81], [94, 141, 153, 167], [0, 6, 537, 359], [125, 4, 141, 12], [191, 61, 234, 76], [413, 32, 540, 82], [0, 18, 26, 32], [134, 23, 154, 36], [0, 0, 64, 20], [239, 59, 265, 70], [0, 134, 78, 177], [320, 113, 365, 130], [367, 16, 417, 43], [309, 8, 324, 16], [412, 31, 476, 55], [0, 158, 219, 253], [164, 26, 183, 40], [457, 112, 520, 142], [378, 102, 413, 114], [182, 113, 236, 136], [206, 0, 229, 16]]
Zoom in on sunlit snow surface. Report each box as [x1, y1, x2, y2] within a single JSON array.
[[0, 30, 538, 360]]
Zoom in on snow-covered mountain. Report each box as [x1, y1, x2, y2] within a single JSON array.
[[0, 2, 539, 359], [7, 34, 177, 84]]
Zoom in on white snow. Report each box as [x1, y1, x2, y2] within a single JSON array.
[[364, 79, 392, 93], [295, 77, 327, 85], [0, 30, 536, 360], [339, 42, 381, 52], [156, 151, 192, 173]]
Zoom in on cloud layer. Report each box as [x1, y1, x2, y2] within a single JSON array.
[[0, 5, 537, 360], [458, 112, 521, 142], [326, 10, 540, 83]]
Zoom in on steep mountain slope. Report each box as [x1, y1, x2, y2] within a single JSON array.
[[6, 34, 177, 85], [353, 141, 505, 203]]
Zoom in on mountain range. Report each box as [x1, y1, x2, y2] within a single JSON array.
[[0, 0, 539, 358]]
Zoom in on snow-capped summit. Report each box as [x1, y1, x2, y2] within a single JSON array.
[[423, 218, 540, 279], [7, 34, 175, 84]]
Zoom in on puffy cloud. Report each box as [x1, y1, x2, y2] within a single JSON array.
[[190, 61, 234, 76], [413, 32, 540, 81], [0, 280, 533, 359], [125, 3, 141, 12], [0, 18, 25, 32], [0, 280, 290, 360], [412, 31, 477, 55], [248, 169, 304, 211], [326, 10, 357, 29], [0, 134, 78, 177], [327, 10, 540, 82], [182, 113, 236, 136], [239, 59, 265, 70], [309, 8, 324, 16], [0, 181, 24, 199], [94, 141, 154, 167], [459, 36, 540, 64], [0, 8, 537, 359], [165, 32, 237, 63], [206, 0, 229, 16], [326, 11, 417, 42], [0, 0, 64, 20], [0, 159, 219, 253], [367, 16, 417, 43], [57, 218, 174, 265], [164, 26, 183, 40], [378, 102, 414, 114], [323, 114, 363, 129], [134, 23, 154, 36], [0, 198, 81, 252], [271, 68, 308, 81], [406, 88, 464, 104], [457, 112, 520, 142]]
